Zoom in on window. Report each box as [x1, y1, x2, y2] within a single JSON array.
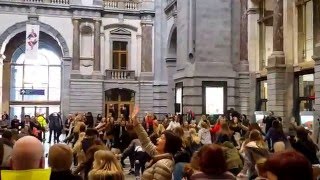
[[297, 1, 313, 62], [294, 71, 314, 127], [256, 79, 268, 111], [258, 0, 273, 69], [112, 41, 128, 70], [10, 44, 61, 102], [202, 82, 227, 115], [175, 83, 183, 114]]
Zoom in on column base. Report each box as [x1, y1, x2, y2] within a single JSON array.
[[267, 51, 285, 68], [71, 70, 80, 75]]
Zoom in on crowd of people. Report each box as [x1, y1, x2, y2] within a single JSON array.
[[0, 108, 319, 180]]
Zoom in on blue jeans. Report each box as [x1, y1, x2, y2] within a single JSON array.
[[173, 162, 187, 180]]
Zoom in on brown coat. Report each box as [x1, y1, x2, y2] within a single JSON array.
[[134, 124, 174, 180]]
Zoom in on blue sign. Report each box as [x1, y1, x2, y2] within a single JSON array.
[[20, 89, 45, 95]]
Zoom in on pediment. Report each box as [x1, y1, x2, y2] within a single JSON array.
[[110, 28, 131, 35]]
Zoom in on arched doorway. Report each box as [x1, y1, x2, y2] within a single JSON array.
[[3, 32, 63, 119], [105, 88, 135, 120]]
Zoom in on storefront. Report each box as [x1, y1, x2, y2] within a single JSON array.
[[294, 70, 314, 128]]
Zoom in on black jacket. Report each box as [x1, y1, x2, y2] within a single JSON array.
[[49, 113, 63, 130], [50, 170, 83, 180]]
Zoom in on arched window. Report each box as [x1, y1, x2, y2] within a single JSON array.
[[10, 43, 62, 102]]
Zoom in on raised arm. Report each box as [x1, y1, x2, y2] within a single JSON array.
[[131, 106, 158, 157], [134, 122, 158, 157]]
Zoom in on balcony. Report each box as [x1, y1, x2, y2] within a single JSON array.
[[104, 0, 140, 11], [105, 69, 136, 80], [20, 0, 69, 4]]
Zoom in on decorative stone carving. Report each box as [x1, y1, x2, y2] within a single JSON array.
[[273, 0, 284, 52], [104, 23, 138, 32], [110, 28, 131, 35]]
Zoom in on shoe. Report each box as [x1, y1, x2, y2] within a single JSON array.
[[135, 176, 141, 180]]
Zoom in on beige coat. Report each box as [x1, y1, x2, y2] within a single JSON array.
[[134, 124, 174, 180], [72, 132, 86, 165]]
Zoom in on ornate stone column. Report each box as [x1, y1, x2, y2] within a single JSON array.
[[267, 0, 286, 119], [72, 18, 80, 71], [141, 15, 153, 74], [238, 0, 250, 116], [312, 0, 320, 142], [93, 19, 101, 72]]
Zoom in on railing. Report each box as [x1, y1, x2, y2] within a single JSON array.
[[105, 69, 136, 80], [22, 0, 69, 4], [50, 0, 69, 4], [105, 0, 139, 10]]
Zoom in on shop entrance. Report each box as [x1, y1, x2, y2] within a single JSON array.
[[105, 88, 135, 121]]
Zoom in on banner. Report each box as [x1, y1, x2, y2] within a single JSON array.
[[25, 24, 39, 59]]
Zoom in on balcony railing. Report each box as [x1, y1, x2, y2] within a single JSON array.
[[23, 0, 70, 4], [104, 0, 139, 10], [105, 69, 136, 80]]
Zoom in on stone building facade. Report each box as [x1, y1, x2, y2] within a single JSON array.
[[0, 0, 157, 119], [247, 0, 320, 139], [0, 0, 250, 120]]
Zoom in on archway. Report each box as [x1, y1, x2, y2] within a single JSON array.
[[105, 88, 135, 121], [166, 25, 177, 114], [3, 31, 64, 119], [167, 26, 177, 59]]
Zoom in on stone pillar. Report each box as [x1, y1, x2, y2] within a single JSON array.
[[141, 15, 153, 73], [72, 18, 80, 71], [238, 0, 250, 116], [312, 0, 320, 142], [247, 0, 259, 121], [93, 20, 101, 72], [0, 54, 4, 113], [267, 0, 286, 119]]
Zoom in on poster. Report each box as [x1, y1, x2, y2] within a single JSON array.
[[25, 24, 40, 60]]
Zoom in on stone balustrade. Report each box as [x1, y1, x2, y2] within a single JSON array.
[[22, 0, 69, 4], [105, 69, 136, 80], [0, 0, 144, 10], [104, 0, 139, 10]]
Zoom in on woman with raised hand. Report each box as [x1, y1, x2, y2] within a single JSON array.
[[131, 106, 182, 180]]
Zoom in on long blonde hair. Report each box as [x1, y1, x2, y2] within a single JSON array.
[[190, 128, 201, 144], [88, 150, 124, 180]]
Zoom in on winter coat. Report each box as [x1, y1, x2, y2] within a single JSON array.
[[221, 141, 243, 170], [50, 170, 82, 180], [198, 128, 212, 145], [134, 124, 175, 180], [240, 141, 269, 178], [37, 115, 47, 128], [48, 113, 63, 131]]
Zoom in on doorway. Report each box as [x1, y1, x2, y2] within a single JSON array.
[[105, 88, 135, 120], [10, 105, 60, 119]]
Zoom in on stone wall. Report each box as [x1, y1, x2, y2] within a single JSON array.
[[69, 79, 104, 117]]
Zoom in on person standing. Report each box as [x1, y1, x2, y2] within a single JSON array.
[[48, 113, 63, 144]]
